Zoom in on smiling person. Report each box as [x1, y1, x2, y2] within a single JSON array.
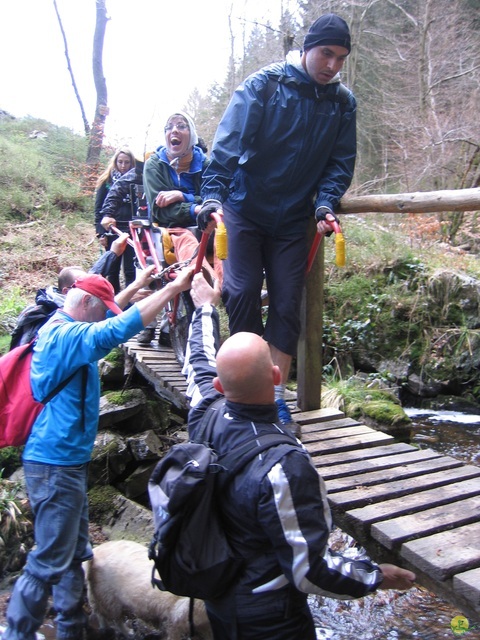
[[144, 111, 206, 230], [140, 111, 220, 345], [198, 14, 356, 439]]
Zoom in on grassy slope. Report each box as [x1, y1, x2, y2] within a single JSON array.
[[0, 114, 106, 348]]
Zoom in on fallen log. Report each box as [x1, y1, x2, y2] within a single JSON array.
[[338, 187, 480, 214]]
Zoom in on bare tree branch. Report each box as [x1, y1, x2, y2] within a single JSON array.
[[52, 0, 90, 135], [428, 64, 480, 93]]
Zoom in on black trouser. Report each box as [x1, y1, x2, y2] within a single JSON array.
[[222, 204, 308, 356], [206, 587, 316, 640], [105, 236, 136, 293]]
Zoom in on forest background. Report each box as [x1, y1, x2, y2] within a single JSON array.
[[1, 0, 480, 409]]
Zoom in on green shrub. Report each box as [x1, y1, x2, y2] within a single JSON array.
[[0, 286, 27, 337]]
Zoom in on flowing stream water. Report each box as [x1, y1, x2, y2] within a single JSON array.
[[308, 409, 480, 639]]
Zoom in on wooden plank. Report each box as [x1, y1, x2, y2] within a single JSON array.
[[164, 380, 188, 395], [135, 355, 179, 363], [345, 476, 480, 527], [126, 346, 172, 356], [325, 455, 463, 492], [329, 465, 480, 510], [295, 408, 345, 424], [309, 442, 415, 467], [453, 568, 480, 613], [306, 431, 394, 456], [319, 448, 444, 481], [155, 375, 185, 383], [401, 522, 480, 581], [136, 355, 180, 365], [302, 425, 376, 444], [148, 366, 184, 375], [301, 418, 363, 433], [134, 362, 188, 411], [371, 495, 480, 549]]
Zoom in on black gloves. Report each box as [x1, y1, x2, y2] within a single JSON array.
[[197, 201, 221, 231], [315, 206, 339, 236]]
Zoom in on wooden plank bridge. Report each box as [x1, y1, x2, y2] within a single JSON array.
[[123, 338, 480, 621]]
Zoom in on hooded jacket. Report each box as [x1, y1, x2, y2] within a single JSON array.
[[96, 166, 143, 236], [144, 145, 208, 228], [201, 50, 356, 236]]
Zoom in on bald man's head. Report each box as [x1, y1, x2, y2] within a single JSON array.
[[215, 332, 280, 404], [58, 266, 87, 293]]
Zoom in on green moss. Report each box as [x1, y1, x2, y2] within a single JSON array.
[[103, 347, 124, 367], [103, 390, 137, 406], [88, 485, 119, 524], [90, 437, 121, 460], [145, 397, 171, 431], [325, 378, 410, 428], [349, 399, 411, 426], [0, 447, 24, 478]]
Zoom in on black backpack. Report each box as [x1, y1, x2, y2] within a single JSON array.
[[9, 295, 60, 350], [148, 398, 296, 600]]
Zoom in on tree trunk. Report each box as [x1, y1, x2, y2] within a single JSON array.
[[338, 188, 480, 214], [86, 0, 109, 173]]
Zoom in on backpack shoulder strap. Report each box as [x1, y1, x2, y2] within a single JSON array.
[[264, 71, 350, 112], [192, 396, 226, 445], [32, 320, 89, 424], [219, 433, 299, 481]]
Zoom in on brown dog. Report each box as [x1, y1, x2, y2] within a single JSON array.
[[84, 539, 212, 639]]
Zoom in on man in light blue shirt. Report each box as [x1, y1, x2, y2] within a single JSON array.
[[3, 269, 193, 640]]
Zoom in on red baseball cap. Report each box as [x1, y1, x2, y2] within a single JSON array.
[[72, 274, 123, 315]]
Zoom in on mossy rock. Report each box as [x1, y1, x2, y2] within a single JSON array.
[[103, 347, 124, 367], [88, 485, 120, 525], [349, 399, 411, 427]]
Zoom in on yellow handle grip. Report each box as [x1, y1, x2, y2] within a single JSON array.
[[215, 221, 228, 260], [335, 233, 346, 267]]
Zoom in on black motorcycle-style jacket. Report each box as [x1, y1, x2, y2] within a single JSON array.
[[182, 304, 383, 605]]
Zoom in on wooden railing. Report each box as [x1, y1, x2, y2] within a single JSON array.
[[297, 187, 480, 411]]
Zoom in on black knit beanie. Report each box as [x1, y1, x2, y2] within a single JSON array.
[[303, 14, 351, 53]]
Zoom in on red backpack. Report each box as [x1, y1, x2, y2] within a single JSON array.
[[0, 341, 80, 448]]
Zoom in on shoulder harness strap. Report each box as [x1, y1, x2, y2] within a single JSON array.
[[264, 72, 350, 111]]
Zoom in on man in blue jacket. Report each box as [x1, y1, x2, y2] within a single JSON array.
[[184, 273, 416, 639], [199, 14, 356, 436], [3, 268, 193, 640]]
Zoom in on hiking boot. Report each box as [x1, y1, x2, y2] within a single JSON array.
[[275, 398, 302, 439], [136, 327, 155, 345], [158, 330, 171, 347]]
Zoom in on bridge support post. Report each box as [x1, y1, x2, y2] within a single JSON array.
[[297, 220, 324, 411]]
